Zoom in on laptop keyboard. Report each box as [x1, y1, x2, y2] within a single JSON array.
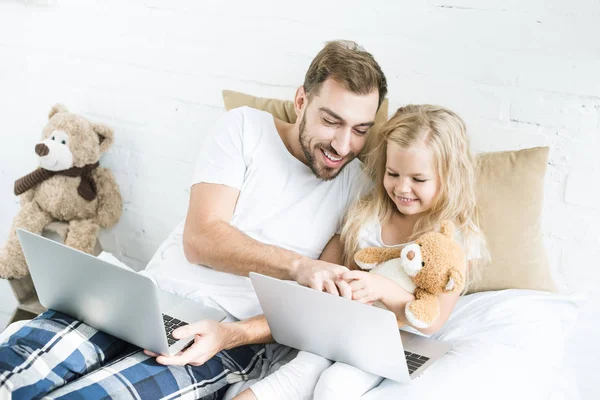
[[404, 351, 429, 375], [162, 314, 189, 346]]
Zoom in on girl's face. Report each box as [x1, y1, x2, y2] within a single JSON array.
[[383, 142, 440, 217]]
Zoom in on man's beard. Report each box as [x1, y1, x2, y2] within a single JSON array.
[[298, 113, 355, 181]]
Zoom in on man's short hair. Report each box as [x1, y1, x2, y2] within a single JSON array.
[[303, 40, 388, 109]]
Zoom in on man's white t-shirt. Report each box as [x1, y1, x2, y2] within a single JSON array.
[[144, 107, 367, 320]]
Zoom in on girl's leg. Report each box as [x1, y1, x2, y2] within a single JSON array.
[[235, 350, 333, 400], [313, 362, 383, 400]]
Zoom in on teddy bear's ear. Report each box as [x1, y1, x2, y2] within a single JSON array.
[[439, 221, 456, 238], [48, 104, 68, 119], [93, 123, 114, 153]]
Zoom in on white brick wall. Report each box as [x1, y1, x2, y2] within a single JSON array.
[[1, 0, 599, 397]]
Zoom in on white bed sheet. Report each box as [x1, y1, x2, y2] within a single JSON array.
[[221, 289, 584, 399], [357, 289, 584, 400]]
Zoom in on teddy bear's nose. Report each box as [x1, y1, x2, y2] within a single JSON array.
[[406, 250, 415, 261], [35, 143, 49, 157]]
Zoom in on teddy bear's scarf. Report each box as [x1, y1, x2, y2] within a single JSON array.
[[14, 162, 100, 201]]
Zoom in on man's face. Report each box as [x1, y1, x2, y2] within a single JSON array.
[[298, 79, 379, 181]]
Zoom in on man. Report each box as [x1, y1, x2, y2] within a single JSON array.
[[0, 40, 387, 399]]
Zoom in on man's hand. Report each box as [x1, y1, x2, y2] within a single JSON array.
[[144, 320, 233, 366], [342, 270, 390, 304], [292, 259, 352, 298]]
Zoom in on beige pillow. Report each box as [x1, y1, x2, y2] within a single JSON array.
[[222, 90, 389, 159], [469, 146, 557, 293], [222, 90, 301, 124], [221, 91, 556, 294]]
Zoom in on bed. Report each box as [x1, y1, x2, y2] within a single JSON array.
[[1, 93, 584, 399]]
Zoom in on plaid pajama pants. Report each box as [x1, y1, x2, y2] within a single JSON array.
[[0, 311, 266, 400]]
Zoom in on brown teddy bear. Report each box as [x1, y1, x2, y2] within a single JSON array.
[[354, 221, 466, 329], [0, 104, 123, 279]]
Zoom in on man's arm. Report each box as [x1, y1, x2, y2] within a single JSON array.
[[146, 315, 273, 366], [223, 315, 273, 348], [183, 183, 348, 291], [148, 184, 350, 367], [150, 234, 352, 367]]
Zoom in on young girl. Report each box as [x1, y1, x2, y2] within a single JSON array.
[[234, 104, 489, 400]]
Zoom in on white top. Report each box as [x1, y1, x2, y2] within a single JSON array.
[[358, 215, 481, 260], [356, 215, 481, 295], [144, 107, 367, 320], [355, 214, 482, 337]]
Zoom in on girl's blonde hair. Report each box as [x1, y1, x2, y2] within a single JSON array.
[[341, 104, 490, 292]]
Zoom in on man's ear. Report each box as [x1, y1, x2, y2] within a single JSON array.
[[93, 123, 114, 153], [49, 104, 68, 119], [294, 86, 307, 119]]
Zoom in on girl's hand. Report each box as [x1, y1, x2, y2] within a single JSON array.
[[341, 270, 390, 304]]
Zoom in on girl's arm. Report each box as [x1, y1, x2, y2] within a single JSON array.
[[375, 277, 417, 327], [381, 260, 473, 335], [320, 234, 363, 270], [319, 234, 344, 264], [389, 289, 460, 335], [344, 269, 464, 335]]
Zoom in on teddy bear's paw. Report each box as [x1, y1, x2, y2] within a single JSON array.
[[354, 248, 382, 270], [0, 254, 29, 280], [354, 259, 377, 271], [404, 301, 431, 329]]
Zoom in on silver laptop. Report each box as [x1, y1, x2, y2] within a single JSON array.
[[249, 272, 452, 383], [17, 228, 226, 356]]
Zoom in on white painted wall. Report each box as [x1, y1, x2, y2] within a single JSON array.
[[0, 0, 598, 398]]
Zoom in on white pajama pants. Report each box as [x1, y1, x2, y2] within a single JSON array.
[[249, 350, 383, 400]]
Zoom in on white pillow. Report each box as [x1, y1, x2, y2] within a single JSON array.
[[433, 289, 583, 368]]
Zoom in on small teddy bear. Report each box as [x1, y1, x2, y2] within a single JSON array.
[[354, 221, 466, 329], [0, 104, 122, 279]]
